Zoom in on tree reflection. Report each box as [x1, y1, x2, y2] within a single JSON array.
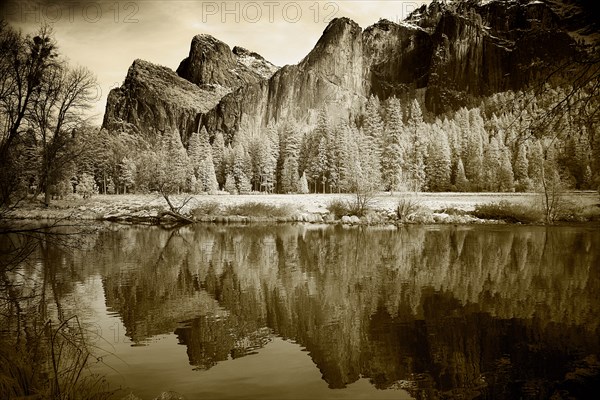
[[18, 223, 600, 398]]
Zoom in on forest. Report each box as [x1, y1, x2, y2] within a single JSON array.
[[1, 21, 599, 213]]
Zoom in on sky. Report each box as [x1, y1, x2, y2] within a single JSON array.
[[1, 0, 430, 124]]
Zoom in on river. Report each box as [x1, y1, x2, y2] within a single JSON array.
[[1, 223, 599, 399]]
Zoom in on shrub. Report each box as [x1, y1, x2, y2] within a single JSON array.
[[327, 194, 373, 219], [396, 196, 422, 222], [472, 200, 544, 224], [327, 199, 351, 219], [225, 202, 294, 218]]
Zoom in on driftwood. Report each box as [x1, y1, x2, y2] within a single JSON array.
[[157, 210, 195, 225]]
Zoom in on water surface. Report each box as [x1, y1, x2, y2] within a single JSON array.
[[3, 223, 599, 399]]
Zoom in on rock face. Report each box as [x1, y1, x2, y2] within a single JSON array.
[[176, 34, 277, 89], [102, 59, 228, 141], [102, 0, 597, 140]]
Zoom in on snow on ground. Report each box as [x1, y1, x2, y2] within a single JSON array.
[[9, 192, 599, 221]]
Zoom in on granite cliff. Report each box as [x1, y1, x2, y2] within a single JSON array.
[[102, 0, 598, 140]]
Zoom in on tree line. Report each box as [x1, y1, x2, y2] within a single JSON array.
[[92, 85, 599, 198], [1, 22, 598, 210]]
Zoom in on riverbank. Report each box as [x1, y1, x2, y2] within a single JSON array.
[[5, 191, 599, 225]]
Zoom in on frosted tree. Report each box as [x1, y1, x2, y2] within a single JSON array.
[[232, 144, 252, 194], [357, 129, 381, 192], [187, 127, 218, 193], [198, 157, 219, 193], [279, 121, 301, 193], [381, 97, 404, 193], [461, 109, 485, 190], [212, 131, 226, 189], [77, 172, 98, 199], [157, 128, 189, 196], [119, 156, 137, 194], [298, 171, 309, 194], [317, 136, 329, 193], [405, 99, 427, 191], [187, 131, 202, 171], [527, 139, 544, 189], [455, 158, 469, 192], [363, 95, 384, 173], [281, 158, 299, 193], [498, 148, 515, 192], [482, 137, 501, 191], [425, 127, 452, 192], [224, 172, 237, 194], [338, 122, 362, 192], [513, 142, 530, 191]]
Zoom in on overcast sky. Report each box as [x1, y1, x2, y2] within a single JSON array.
[[1, 0, 430, 124]]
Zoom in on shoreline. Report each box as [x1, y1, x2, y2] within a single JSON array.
[[4, 192, 599, 226]]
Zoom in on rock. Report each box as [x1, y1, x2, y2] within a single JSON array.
[[349, 216, 360, 224], [153, 392, 185, 400]]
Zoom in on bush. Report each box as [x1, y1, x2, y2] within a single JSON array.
[[472, 200, 544, 224], [396, 196, 422, 222], [225, 202, 294, 218], [327, 194, 373, 219], [327, 199, 352, 219]]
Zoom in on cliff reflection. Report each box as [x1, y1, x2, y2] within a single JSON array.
[[96, 224, 600, 398]]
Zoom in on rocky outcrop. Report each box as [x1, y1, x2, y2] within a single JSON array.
[[102, 59, 228, 142], [103, 0, 597, 140], [176, 34, 277, 90]]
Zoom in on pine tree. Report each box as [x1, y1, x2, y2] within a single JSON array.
[[425, 127, 451, 192], [381, 97, 404, 193], [298, 171, 309, 194], [498, 148, 515, 192], [462, 108, 486, 190], [528, 139, 544, 189], [482, 137, 501, 191], [279, 121, 301, 193], [155, 128, 189, 195], [77, 172, 98, 199], [338, 122, 361, 192], [212, 131, 226, 189], [357, 129, 382, 192], [405, 99, 427, 191], [281, 157, 299, 193], [119, 156, 136, 194], [514, 142, 530, 191], [232, 144, 251, 194], [198, 157, 219, 193], [363, 95, 384, 176], [224, 172, 237, 194], [455, 158, 469, 192]]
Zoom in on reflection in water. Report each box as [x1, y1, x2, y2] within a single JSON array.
[[3, 223, 600, 399]]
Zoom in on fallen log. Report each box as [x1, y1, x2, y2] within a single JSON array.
[[157, 210, 195, 225]]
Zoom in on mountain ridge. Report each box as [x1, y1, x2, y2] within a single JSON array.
[[102, 0, 598, 141]]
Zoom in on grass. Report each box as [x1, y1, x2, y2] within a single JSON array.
[[472, 198, 600, 224], [395, 196, 423, 222], [224, 202, 295, 218], [472, 200, 544, 223], [0, 317, 115, 400]]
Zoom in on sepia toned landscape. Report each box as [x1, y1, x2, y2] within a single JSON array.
[[1, 0, 599, 399]]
